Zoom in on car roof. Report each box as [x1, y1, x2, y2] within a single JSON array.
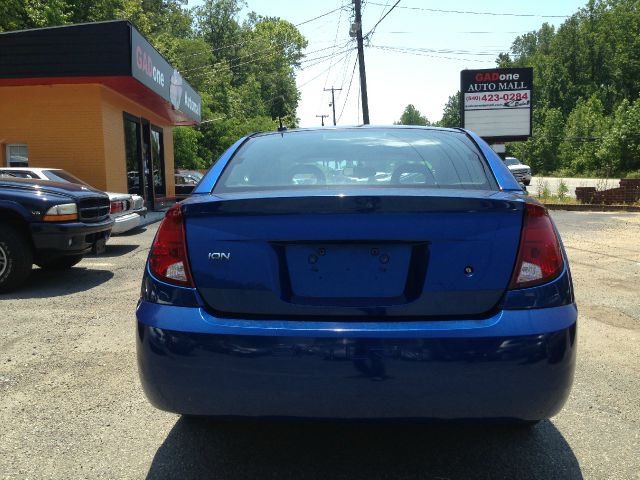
[[248, 125, 465, 139], [0, 167, 61, 172], [0, 176, 103, 194]]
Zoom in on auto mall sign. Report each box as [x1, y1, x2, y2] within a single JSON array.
[[460, 67, 533, 142]]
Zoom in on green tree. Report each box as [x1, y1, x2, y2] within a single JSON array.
[[434, 93, 460, 128], [0, 0, 69, 31], [559, 96, 609, 175], [173, 127, 205, 170], [597, 99, 640, 175], [395, 104, 430, 126], [194, 0, 244, 60], [509, 105, 564, 174], [494, 0, 640, 176]]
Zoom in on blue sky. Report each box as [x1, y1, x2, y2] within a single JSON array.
[[187, 0, 587, 127]]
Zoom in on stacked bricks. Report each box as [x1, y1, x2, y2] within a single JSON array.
[[576, 179, 640, 204]]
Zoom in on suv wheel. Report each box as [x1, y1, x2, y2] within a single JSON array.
[[36, 255, 83, 270], [0, 225, 33, 293]]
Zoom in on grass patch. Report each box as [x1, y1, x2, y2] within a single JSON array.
[[531, 195, 640, 207], [531, 195, 580, 205]]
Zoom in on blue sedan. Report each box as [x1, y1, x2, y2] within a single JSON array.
[[136, 126, 576, 424]]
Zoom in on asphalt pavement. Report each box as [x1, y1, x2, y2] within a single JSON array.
[[0, 211, 639, 479]]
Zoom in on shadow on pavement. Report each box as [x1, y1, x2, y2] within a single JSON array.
[[0, 267, 114, 300], [98, 244, 140, 257], [113, 226, 148, 237], [146, 418, 582, 480]]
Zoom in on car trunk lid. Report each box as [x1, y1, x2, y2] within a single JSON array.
[[183, 189, 524, 319]]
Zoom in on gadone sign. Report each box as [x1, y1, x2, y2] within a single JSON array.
[[131, 28, 201, 123]]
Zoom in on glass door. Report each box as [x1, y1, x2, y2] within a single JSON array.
[[123, 115, 167, 210], [141, 120, 155, 208], [124, 115, 143, 197], [150, 126, 166, 202]]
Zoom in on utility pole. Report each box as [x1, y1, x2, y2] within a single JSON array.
[[315, 114, 329, 126], [324, 86, 343, 126], [353, 0, 370, 124]]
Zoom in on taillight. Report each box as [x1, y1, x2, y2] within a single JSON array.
[[509, 203, 564, 289], [148, 204, 194, 287]]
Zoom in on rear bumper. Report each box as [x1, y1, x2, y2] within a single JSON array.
[[111, 212, 141, 234], [136, 302, 577, 420], [132, 206, 147, 217]]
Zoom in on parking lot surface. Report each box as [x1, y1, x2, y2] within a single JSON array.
[[1, 211, 639, 479]]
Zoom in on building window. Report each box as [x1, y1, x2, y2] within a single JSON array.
[[6, 144, 28, 167]]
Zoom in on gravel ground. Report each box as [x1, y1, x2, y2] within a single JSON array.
[[0, 211, 639, 480]]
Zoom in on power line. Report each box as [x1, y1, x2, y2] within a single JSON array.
[[298, 49, 354, 88], [321, 1, 347, 111], [376, 0, 392, 23], [186, 43, 349, 76], [295, 6, 348, 27], [336, 48, 356, 90], [365, 0, 402, 39], [367, 1, 571, 18], [369, 45, 488, 63], [461, 31, 532, 34], [337, 57, 359, 123], [183, 6, 348, 61], [371, 44, 508, 56], [300, 46, 357, 69], [367, 30, 532, 35]]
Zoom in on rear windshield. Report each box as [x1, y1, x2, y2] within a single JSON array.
[[42, 170, 90, 186], [214, 128, 494, 193]]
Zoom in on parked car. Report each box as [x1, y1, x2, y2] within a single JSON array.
[[0, 175, 113, 292], [0, 168, 146, 234], [175, 169, 204, 181], [136, 126, 576, 425], [174, 170, 203, 200], [504, 156, 532, 186]]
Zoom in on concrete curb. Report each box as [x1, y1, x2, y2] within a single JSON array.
[[139, 210, 167, 227], [544, 203, 640, 212]]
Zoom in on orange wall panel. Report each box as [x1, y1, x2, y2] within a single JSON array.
[[0, 84, 107, 189], [0, 83, 176, 198]]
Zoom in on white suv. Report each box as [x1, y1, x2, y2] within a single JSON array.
[[504, 157, 532, 186]]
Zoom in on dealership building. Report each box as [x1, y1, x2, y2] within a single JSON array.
[[0, 21, 201, 209]]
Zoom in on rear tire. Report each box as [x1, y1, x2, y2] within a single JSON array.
[[0, 224, 33, 293], [36, 254, 83, 270]]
